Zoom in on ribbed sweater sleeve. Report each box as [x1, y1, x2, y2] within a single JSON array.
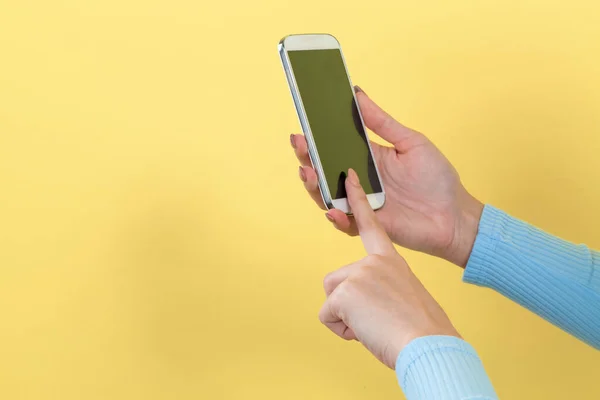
[[396, 335, 497, 399], [464, 205, 600, 349]]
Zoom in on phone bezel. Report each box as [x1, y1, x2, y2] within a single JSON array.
[[278, 34, 385, 214]]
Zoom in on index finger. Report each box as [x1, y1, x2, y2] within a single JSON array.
[[345, 169, 395, 256]]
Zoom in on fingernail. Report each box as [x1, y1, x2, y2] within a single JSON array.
[[325, 213, 335, 223], [290, 134, 296, 148], [354, 85, 365, 95], [299, 166, 306, 182], [347, 168, 360, 187]]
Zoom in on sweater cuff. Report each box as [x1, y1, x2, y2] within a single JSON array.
[[396, 335, 497, 400], [464, 205, 599, 291]]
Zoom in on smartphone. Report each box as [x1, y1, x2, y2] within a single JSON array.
[[278, 34, 385, 214]]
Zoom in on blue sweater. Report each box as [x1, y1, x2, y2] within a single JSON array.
[[395, 205, 600, 399]]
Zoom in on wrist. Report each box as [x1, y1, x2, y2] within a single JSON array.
[[388, 329, 462, 369], [446, 191, 484, 268]]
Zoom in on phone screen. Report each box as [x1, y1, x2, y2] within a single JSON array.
[[288, 49, 382, 199]]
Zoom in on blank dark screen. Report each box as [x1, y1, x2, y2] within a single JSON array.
[[288, 49, 381, 199]]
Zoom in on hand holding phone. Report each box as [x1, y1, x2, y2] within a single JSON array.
[[286, 50, 484, 267]]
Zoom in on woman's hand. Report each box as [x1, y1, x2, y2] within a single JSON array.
[[319, 169, 460, 369], [290, 88, 484, 267]]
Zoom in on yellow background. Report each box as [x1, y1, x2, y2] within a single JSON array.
[[1, 0, 599, 398]]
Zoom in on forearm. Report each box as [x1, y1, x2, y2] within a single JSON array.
[[396, 336, 497, 400], [463, 205, 600, 348]]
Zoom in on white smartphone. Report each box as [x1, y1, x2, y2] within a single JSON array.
[[278, 33, 385, 214]]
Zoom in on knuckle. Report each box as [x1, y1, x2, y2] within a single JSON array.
[[327, 292, 342, 312], [344, 275, 365, 295], [322, 273, 335, 293], [318, 308, 327, 324], [337, 278, 359, 298], [364, 254, 384, 266], [354, 265, 370, 279]]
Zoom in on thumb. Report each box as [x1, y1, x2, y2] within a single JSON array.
[[356, 89, 419, 152]]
